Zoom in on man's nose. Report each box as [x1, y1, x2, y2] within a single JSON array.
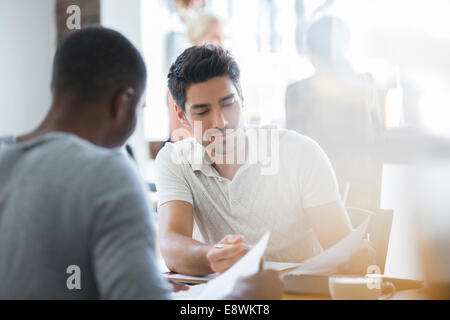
[[212, 109, 228, 129]]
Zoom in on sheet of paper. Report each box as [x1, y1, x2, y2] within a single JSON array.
[[263, 261, 303, 272], [196, 231, 270, 300], [163, 260, 300, 286], [288, 216, 370, 275]]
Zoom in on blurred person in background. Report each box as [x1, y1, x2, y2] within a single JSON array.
[[187, 12, 225, 47], [285, 16, 383, 211]]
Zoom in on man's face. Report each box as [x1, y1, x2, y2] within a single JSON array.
[[179, 76, 244, 155], [108, 85, 145, 148]]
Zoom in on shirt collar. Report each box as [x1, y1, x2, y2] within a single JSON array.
[[178, 132, 255, 178]]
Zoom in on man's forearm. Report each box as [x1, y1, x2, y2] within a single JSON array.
[[160, 232, 213, 276]]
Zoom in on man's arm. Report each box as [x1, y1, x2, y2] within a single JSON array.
[[158, 200, 248, 276], [158, 200, 213, 276]]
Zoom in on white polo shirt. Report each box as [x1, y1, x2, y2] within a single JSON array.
[[154, 127, 340, 262]]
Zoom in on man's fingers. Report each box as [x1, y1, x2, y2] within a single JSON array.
[[211, 249, 248, 273], [207, 243, 247, 262], [220, 234, 244, 244]]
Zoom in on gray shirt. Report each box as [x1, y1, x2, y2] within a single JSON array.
[[0, 132, 170, 299]]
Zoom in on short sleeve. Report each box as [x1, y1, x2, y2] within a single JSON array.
[[299, 137, 341, 209], [154, 143, 193, 207]]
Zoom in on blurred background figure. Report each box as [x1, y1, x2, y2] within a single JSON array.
[[165, 0, 206, 73], [187, 12, 225, 46], [285, 15, 383, 211]]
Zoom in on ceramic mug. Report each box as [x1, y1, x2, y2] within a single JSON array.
[[329, 275, 396, 300]]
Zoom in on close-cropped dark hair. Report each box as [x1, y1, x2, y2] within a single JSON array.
[[167, 45, 241, 111], [51, 26, 146, 102]]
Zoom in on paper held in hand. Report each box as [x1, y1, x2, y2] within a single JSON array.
[[287, 216, 371, 276], [196, 231, 271, 300]]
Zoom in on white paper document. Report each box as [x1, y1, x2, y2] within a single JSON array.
[[287, 216, 370, 275], [164, 260, 302, 285], [194, 231, 270, 300]]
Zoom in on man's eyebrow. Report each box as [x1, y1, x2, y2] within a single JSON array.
[[191, 103, 211, 109], [218, 93, 235, 103]]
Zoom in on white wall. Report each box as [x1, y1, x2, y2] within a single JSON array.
[[0, 0, 56, 135], [101, 0, 150, 177]]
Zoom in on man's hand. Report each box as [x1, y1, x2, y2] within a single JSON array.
[[206, 234, 248, 274], [337, 239, 377, 275]]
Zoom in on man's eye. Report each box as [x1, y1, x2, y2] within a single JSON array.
[[196, 110, 209, 115], [223, 100, 236, 107]]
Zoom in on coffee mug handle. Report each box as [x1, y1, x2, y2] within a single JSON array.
[[379, 281, 396, 300]]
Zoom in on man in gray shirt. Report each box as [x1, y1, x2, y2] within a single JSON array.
[[0, 27, 283, 299]]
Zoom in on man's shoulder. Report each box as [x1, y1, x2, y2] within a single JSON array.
[[275, 128, 324, 158], [0, 135, 16, 144], [30, 133, 134, 183], [286, 77, 315, 94], [275, 127, 318, 147], [54, 133, 126, 169], [156, 138, 199, 166]]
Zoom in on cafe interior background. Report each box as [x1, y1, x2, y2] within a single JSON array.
[[1, 0, 449, 298]]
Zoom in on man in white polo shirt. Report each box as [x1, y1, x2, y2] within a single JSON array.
[[155, 45, 375, 276]]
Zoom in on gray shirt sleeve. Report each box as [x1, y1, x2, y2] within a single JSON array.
[[87, 153, 171, 299]]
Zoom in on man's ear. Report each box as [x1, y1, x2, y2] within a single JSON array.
[[111, 87, 135, 121], [175, 104, 188, 125]]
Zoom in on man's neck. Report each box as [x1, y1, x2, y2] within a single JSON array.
[[212, 161, 243, 181], [18, 104, 108, 147]]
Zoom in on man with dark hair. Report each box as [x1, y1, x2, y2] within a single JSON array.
[[0, 27, 283, 299], [155, 45, 376, 276]]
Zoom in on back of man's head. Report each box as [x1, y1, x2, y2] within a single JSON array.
[[51, 26, 146, 103], [306, 16, 350, 63]]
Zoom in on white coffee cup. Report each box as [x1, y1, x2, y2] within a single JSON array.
[[329, 275, 396, 300]]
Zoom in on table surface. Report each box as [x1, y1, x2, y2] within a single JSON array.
[[167, 270, 430, 300], [283, 287, 430, 300]]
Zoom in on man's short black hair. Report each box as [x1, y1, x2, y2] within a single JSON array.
[[51, 26, 146, 101], [167, 45, 240, 111]]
